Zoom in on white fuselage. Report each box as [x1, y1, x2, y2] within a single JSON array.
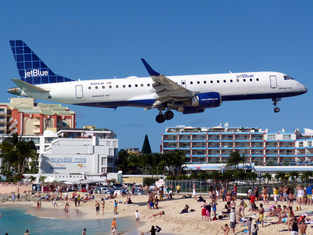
[[21, 71, 307, 110]]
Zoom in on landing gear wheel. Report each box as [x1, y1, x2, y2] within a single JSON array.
[[274, 107, 280, 113], [164, 110, 174, 120], [156, 114, 165, 123]]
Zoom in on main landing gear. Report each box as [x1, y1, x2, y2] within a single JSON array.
[[156, 109, 174, 123], [272, 98, 281, 113]]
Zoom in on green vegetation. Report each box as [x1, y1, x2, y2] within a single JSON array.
[[0, 133, 38, 181]]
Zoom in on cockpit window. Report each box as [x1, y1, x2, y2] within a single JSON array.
[[284, 76, 294, 80]]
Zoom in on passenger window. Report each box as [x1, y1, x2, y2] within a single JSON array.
[[128, 84, 131, 87], [230, 80, 233, 83], [109, 85, 112, 89], [197, 81, 200, 84], [204, 81, 206, 84], [88, 86, 91, 89], [116, 85, 119, 88], [217, 80, 220, 83], [182, 82, 185, 85], [237, 79, 240, 82], [250, 79, 253, 82], [256, 78, 259, 81], [102, 86, 105, 89], [95, 86, 98, 89], [210, 81, 213, 83], [135, 84, 138, 87], [123, 85, 126, 88], [223, 80, 226, 83], [243, 79, 246, 82], [190, 81, 193, 84], [147, 83, 150, 86], [141, 84, 144, 87]]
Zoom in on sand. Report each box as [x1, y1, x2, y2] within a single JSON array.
[[1, 193, 313, 235]]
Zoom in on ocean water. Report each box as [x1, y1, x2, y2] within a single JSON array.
[[0, 206, 136, 235]]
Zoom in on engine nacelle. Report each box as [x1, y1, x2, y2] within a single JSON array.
[[191, 92, 222, 108]]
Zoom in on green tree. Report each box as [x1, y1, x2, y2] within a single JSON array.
[[141, 135, 152, 154], [233, 170, 246, 180], [246, 172, 257, 181], [301, 171, 312, 181], [262, 173, 272, 183], [16, 140, 37, 174], [171, 150, 186, 176], [289, 171, 299, 183], [227, 152, 245, 170], [116, 149, 131, 174], [275, 172, 286, 182]]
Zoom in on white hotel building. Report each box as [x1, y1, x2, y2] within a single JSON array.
[[0, 128, 118, 182]]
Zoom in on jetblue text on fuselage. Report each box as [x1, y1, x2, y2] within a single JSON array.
[[236, 74, 254, 79], [24, 69, 48, 78]]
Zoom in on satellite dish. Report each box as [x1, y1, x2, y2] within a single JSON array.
[[224, 122, 229, 128]]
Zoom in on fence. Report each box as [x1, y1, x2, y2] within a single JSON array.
[[164, 179, 313, 196]]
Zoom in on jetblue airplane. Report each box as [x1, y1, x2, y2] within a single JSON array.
[[8, 40, 308, 123]]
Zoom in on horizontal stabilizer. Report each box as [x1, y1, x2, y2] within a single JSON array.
[[11, 78, 48, 93]]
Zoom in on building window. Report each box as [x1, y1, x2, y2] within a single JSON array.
[[283, 134, 291, 140], [299, 142, 303, 147], [267, 134, 276, 140], [308, 141, 312, 147], [101, 157, 106, 165]]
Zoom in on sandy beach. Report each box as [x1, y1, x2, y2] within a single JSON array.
[[1, 193, 313, 235]]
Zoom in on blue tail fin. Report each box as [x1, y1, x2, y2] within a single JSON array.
[[9, 40, 73, 84]]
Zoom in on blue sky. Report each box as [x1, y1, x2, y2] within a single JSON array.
[[0, 1, 312, 152]]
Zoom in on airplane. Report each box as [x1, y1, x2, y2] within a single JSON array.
[[7, 40, 308, 123]]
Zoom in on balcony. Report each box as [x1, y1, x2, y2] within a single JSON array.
[[9, 120, 17, 130]]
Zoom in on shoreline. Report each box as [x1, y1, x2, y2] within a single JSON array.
[[1, 194, 313, 235]]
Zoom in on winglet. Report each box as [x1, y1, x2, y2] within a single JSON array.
[[141, 59, 160, 76]]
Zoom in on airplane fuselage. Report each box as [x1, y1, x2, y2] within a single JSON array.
[[23, 71, 306, 109]]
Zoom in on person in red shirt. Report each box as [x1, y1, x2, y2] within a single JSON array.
[[248, 194, 256, 211]]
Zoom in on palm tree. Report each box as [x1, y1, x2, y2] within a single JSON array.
[[227, 152, 245, 170], [171, 150, 186, 176], [144, 153, 161, 179], [275, 172, 286, 183], [16, 140, 37, 174], [289, 171, 299, 183], [116, 149, 131, 174], [262, 173, 272, 183], [302, 171, 312, 181]]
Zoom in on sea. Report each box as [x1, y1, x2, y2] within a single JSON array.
[[0, 205, 137, 235]]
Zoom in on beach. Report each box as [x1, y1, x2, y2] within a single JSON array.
[[1, 192, 313, 235]]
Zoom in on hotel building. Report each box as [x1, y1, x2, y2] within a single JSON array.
[[161, 124, 313, 164]]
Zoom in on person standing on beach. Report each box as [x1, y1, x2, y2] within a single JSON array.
[[114, 200, 118, 215], [101, 198, 105, 215], [229, 208, 236, 235], [52, 195, 58, 207], [64, 203, 69, 215], [95, 201, 100, 215], [193, 183, 196, 200], [176, 184, 181, 194], [134, 210, 141, 224], [82, 228, 87, 235], [258, 204, 264, 227], [110, 218, 117, 235]]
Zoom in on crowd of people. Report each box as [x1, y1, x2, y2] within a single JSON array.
[[193, 183, 312, 235]]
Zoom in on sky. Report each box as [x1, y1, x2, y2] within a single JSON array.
[[0, 1, 313, 152]]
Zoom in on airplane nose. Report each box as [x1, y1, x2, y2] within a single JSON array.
[[302, 84, 308, 93]]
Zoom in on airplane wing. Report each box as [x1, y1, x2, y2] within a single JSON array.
[[11, 78, 48, 93], [141, 59, 193, 107]]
